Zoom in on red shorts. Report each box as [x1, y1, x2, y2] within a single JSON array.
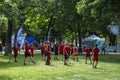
[[93, 57, 98, 61]]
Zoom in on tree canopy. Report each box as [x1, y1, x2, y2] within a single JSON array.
[[0, 0, 120, 55]]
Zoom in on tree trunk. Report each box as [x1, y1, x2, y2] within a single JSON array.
[[77, 14, 81, 47], [109, 34, 117, 46], [4, 19, 13, 56], [46, 15, 53, 41]]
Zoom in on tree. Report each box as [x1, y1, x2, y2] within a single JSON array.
[[76, 0, 120, 46], [0, 0, 20, 55]]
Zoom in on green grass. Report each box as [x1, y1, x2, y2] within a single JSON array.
[[0, 53, 120, 80]]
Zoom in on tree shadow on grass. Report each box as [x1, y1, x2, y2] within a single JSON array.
[[0, 54, 120, 69], [0, 75, 12, 80], [99, 54, 120, 64], [79, 54, 120, 64], [0, 54, 40, 69]]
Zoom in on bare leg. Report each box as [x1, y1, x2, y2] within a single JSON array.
[[89, 56, 92, 64], [76, 56, 78, 61], [92, 61, 95, 68], [24, 57, 26, 65], [95, 61, 98, 68], [30, 57, 35, 63], [85, 57, 87, 64]]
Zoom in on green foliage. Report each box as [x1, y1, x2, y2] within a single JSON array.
[[0, 0, 120, 47], [76, 0, 120, 45]]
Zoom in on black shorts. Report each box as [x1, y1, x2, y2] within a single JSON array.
[[25, 53, 31, 57], [44, 52, 48, 56], [102, 48, 105, 51], [41, 51, 45, 56], [59, 52, 63, 55], [14, 54, 18, 58], [86, 55, 91, 58], [55, 51, 58, 55], [64, 54, 69, 60]]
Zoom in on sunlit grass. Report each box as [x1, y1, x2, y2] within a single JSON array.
[[0, 53, 120, 80]]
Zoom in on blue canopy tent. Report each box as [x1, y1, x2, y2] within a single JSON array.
[[25, 37, 40, 48], [82, 34, 105, 51]]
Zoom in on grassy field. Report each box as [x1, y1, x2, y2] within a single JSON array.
[[0, 53, 120, 80]]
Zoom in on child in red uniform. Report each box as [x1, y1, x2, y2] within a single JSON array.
[[58, 42, 64, 60], [30, 44, 35, 57], [92, 44, 99, 69], [13, 44, 19, 62], [63, 43, 71, 65], [84, 45, 92, 64], [44, 41, 51, 65], [23, 42, 35, 65], [73, 45, 79, 61]]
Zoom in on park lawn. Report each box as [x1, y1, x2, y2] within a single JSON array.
[[0, 53, 120, 80]]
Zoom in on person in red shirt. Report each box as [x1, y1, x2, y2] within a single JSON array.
[[23, 42, 35, 65], [58, 42, 64, 60], [40, 43, 46, 60], [84, 45, 92, 64], [92, 44, 99, 69], [44, 41, 51, 65], [30, 44, 35, 57], [63, 43, 71, 65], [13, 44, 19, 62]]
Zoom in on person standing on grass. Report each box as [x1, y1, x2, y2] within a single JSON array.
[[73, 44, 79, 61], [23, 42, 35, 65], [54, 41, 59, 60], [44, 41, 51, 65], [92, 44, 99, 69], [63, 43, 71, 65], [40, 43, 46, 60], [58, 42, 64, 60], [30, 44, 35, 58], [13, 44, 19, 62], [84, 45, 92, 64], [101, 43, 107, 55]]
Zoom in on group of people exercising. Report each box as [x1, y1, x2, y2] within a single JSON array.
[[13, 41, 100, 69]]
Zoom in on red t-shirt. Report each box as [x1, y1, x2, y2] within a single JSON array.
[[40, 45, 45, 52], [30, 46, 34, 57], [30, 46, 34, 53], [63, 45, 71, 55], [84, 48, 90, 56], [59, 44, 64, 53], [25, 44, 29, 54], [13, 46, 18, 54], [45, 44, 51, 54], [92, 47, 99, 57]]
